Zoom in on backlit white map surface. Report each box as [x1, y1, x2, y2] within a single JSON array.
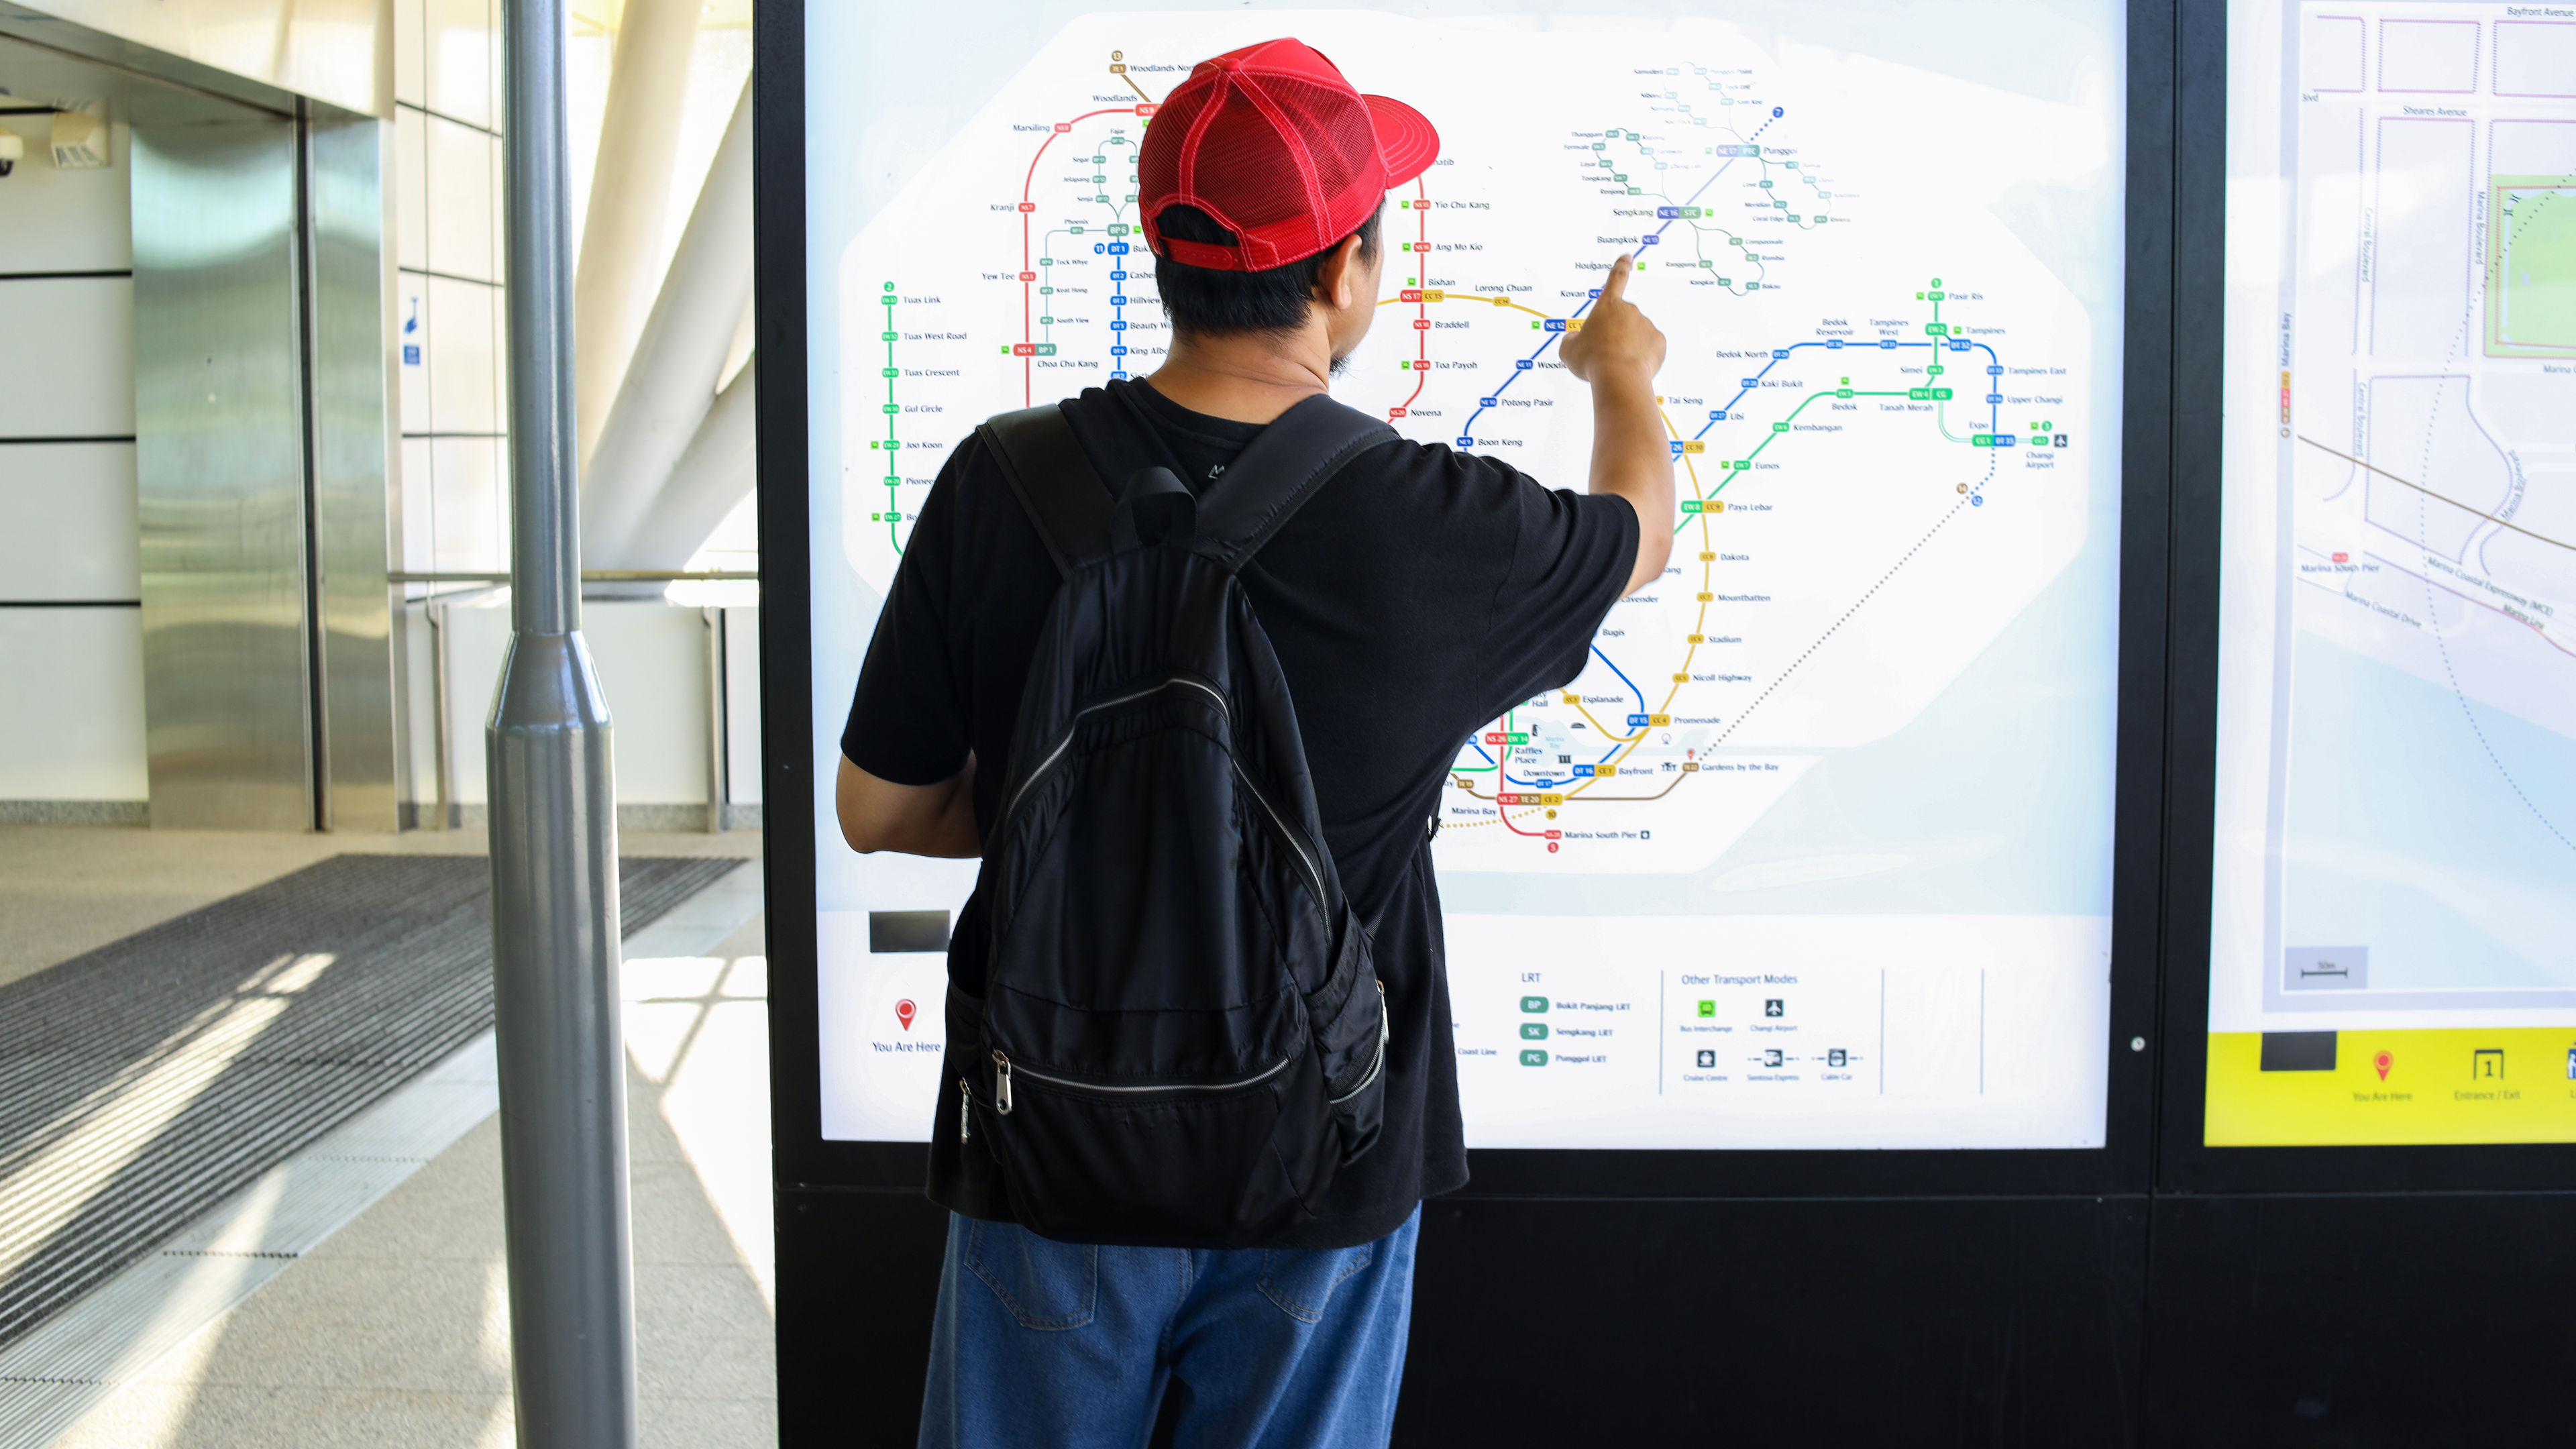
[[2212, 1, 2576, 1032], [806, 2, 2127, 1149]]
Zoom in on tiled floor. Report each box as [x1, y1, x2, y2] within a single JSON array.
[[9, 834, 776, 1448]]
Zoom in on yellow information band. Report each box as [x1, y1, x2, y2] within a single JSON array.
[[2205, 1029, 2576, 1146]]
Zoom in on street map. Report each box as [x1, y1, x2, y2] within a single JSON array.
[[2208, 1, 2576, 1146]]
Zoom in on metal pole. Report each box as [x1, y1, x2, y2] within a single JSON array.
[[488, 2, 635, 1446], [702, 605, 726, 834], [429, 599, 453, 831]]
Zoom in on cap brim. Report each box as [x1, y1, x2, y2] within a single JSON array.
[[1364, 93, 1440, 191]]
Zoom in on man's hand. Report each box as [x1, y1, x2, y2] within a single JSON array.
[[1559, 256, 1675, 596], [836, 753, 981, 858], [1561, 254, 1667, 384]]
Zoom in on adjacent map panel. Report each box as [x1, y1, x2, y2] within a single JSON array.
[[806, 3, 2127, 1150], [2212, 1, 2576, 1146]]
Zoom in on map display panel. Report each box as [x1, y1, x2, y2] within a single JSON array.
[[805, 3, 2127, 1150], [2210, 1, 2576, 1145]]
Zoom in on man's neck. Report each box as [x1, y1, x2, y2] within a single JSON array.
[[1144, 325, 1335, 425]]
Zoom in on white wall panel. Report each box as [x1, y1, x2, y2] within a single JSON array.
[[396, 272, 431, 429], [425, 274, 496, 434], [425, 113, 495, 282], [0, 278, 134, 439], [585, 600, 714, 805], [0, 442, 138, 598], [437, 594, 507, 806], [394, 106, 429, 272], [395, 0, 427, 108], [425, 0, 494, 129], [428, 435, 503, 572], [433, 599, 718, 810], [723, 606, 763, 805], [0, 117, 131, 272], [0, 608, 146, 800], [398, 437, 433, 572]]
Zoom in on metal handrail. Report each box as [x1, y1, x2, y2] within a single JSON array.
[[390, 570, 759, 584]]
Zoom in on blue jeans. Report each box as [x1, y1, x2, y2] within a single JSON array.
[[918, 1209, 1420, 1449]]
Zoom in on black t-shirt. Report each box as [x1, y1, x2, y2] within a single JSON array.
[[841, 378, 1636, 1248]]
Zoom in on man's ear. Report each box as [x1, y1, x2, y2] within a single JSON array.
[[1316, 232, 1368, 313]]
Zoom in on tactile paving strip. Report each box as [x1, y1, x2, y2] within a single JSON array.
[[0, 854, 738, 1350]]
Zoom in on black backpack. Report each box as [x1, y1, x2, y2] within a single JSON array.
[[954, 392, 1396, 1248]]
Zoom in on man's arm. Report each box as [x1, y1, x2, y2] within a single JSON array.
[[1558, 254, 1675, 596], [836, 753, 981, 858]]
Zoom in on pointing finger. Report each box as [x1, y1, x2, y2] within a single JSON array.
[[1599, 255, 1633, 306]]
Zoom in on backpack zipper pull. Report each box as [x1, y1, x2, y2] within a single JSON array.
[[1378, 979, 1390, 1046], [993, 1051, 1014, 1115], [958, 1079, 972, 1140]]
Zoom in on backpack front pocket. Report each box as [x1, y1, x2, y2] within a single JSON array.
[[977, 1049, 1330, 1248]]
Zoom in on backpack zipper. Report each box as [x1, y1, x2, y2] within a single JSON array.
[[998, 676, 1224, 830], [990, 1048, 1290, 1115], [1227, 757, 1328, 908], [1329, 985, 1390, 1107], [997, 674, 1332, 910]]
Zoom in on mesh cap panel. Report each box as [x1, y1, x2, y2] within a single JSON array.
[[1139, 39, 1424, 270], [1148, 64, 1391, 265], [1137, 82, 1209, 208]]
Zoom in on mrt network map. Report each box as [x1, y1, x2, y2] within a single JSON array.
[[814, 6, 2127, 1150], [2207, 3, 2576, 1146]]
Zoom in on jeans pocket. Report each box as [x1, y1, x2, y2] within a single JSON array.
[[964, 1220, 1098, 1330], [1258, 1242, 1374, 1324]]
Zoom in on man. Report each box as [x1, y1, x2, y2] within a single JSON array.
[[837, 37, 1673, 1449]]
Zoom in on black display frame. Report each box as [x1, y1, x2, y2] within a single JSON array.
[[765, 0, 2161, 1204]]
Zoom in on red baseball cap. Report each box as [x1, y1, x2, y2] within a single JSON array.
[[1138, 38, 1438, 272]]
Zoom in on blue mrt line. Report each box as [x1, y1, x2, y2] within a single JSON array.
[[1454, 143, 1756, 444], [1591, 644, 1645, 707], [1457, 111, 2028, 792], [1486, 646, 1648, 787]]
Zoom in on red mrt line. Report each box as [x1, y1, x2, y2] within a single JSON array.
[[1391, 176, 1430, 419], [1018, 103, 1159, 405]]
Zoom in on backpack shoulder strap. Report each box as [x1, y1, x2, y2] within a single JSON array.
[[1191, 394, 1399, 573], [977, 404, 1115, 576]]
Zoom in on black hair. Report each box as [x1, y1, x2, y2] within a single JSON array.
[[1151, 200, 1384, 339]]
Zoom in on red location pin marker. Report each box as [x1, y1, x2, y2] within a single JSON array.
[[2373, 1050, 2392, 1081], [896, 998, 917, 1032]]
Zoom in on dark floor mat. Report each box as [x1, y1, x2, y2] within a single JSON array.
[[0, 853, 742, 1349]]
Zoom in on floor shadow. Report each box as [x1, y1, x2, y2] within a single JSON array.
[[0, 856, 735, 1350]]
